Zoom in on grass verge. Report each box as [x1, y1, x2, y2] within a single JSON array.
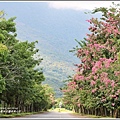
[[71, 112, 115, 118], [0, 111, 45, 118], [48, 108, 74, 113], [49, 108, 115, 118]]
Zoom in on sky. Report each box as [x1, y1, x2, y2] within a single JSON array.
[[47, 1, 120, 11], [1, 1, 120, 11]]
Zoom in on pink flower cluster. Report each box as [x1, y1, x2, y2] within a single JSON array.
[[92, 58, 114, 74], [74, 74, 84, 81], [92, 61, 102, 74], [63, 7, 120, 112], [114, 71, 120, 76], [90, 80, 96, 86], [92, 88, 97, 93], [103, 58, 114, 68]]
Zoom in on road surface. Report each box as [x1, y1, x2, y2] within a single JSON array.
[[13, 111, 89, 119]]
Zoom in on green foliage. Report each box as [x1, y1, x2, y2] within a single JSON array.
[[0, 10, 55, 113], [0, 74, 5, 93], [0, 10, 5, 21]]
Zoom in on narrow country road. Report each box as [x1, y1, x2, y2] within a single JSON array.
[[12, 111, 89, 119]]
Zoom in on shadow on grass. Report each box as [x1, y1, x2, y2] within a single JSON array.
[[71, 112, 115, 119], [0, 111, 45, 118]]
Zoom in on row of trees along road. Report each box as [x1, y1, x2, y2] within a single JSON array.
[[0, 11, 55, 112], [62, 3, 120, 118]]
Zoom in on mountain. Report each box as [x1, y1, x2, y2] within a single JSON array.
[[0, 2, 99, 97]]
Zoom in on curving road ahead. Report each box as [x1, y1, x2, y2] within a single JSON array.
[[13, 111, 89, 119]]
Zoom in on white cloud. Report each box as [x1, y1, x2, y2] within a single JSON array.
[[48, 1, 120, 11]]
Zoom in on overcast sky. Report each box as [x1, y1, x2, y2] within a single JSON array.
[[47, 1, 120, 11]]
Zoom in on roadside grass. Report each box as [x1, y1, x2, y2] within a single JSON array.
[[71, 112, 115, 119], [48, 107, 74, 113], [0, 111, 45, 118], [49, 108, 115, 119], [0, 108, 115, 118], [0, 112, 32, 118]]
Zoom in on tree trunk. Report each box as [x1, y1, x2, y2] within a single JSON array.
[[113, 109, 118, 118]]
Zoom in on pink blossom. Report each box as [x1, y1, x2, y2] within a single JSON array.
[[94, 76, 98, 80], [99, 86, 103, 89], [77, 103, 81, 107], [111, 46, 116, 53], [111, 80, 115, 87], [110, 95, 116, 98], [81, 58, 86, 63], [87, 57, 91, 62], [104, 62, 110, 68], [100, 72, 108, 83], [78, 49, 82, 53], [114, 71, 120, 76], [86, 76, 91, 81], [62, 90, 66, 92], [68, 81, 76, 87], [96, 61, 102, 67], [107, 28, 112, 34], [85, 50, 89, 55], [112, 103, 115, 106], [90, 80, 96, 86], [86, 19, 91, 23], [92, 66, 97, 74], [88, 26, 92, 30], [79, 88, 82, 90], [99, 58, 106, 62], [115, 92, 119, 96], [94, 44, 99, 47], [107, 12, 111, 15], [103, 78, 111, 86], [117, 89, 120, 93], [115, 97, 118, 100], [92, 88, 97, 93], [93, 44, 105, 51], [92, 61, 102, 74], [75, 75, 84, 81], [101, 98, 106, 102], [104, 58, 113, 68]]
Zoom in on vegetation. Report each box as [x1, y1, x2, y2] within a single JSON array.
[[0, 111, 47, 118], [49, 107, 73, 113], [1, 2, 120, 119], [62, 3, 120, 118], [0, 11, 55, 114]]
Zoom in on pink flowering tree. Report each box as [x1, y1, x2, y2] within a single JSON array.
[[62, 3, 120, 117]]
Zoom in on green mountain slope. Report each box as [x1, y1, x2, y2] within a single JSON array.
[[16, 22, 76, 97]]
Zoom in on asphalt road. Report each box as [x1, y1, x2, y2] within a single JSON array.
[[13, 111, 88, 119]]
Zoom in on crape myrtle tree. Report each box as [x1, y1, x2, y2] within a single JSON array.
[[0, 11, 55, 112], [62, 3, 120, 118]]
